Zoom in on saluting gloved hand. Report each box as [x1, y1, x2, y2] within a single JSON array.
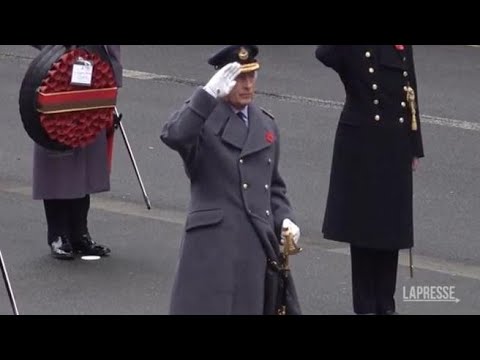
[[281, 218, 300, 245], [203, 62, 242, 99]]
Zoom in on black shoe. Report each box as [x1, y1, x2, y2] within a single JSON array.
[[384, 310, 399, 315], [49, 235, 75, 260], [71, 233, 111, 257], [377, 309, 399, 315], [356, 312, 376, 315]]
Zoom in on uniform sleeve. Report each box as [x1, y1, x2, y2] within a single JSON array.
[[315, 45, 346, 72], [103, 45, 123, 88], [408, 46, 425, 158], [270, 122, 296, 240], [160, 87, 218, 165]]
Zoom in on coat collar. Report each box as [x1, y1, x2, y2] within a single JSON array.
[[209, 101, 275, 156], [378, 45, 407, 70]]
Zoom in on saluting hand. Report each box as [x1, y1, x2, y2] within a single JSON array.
[[203, 62, 242, 99]]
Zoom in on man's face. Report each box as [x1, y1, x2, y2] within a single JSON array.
[[226, 71, 257, 109]]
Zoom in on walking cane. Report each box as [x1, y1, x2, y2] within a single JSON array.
[[0, 251, 19, 315], [114, 107, 152, 210], [409, 248, 414, 279]]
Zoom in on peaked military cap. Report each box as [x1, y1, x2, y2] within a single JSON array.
[[208, 45, 260, 73]]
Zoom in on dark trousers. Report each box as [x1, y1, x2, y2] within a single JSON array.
[[43, 195, 90, 243], [350, 245, 399, 315]]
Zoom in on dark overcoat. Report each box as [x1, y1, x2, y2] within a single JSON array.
[[316, 45, 424, 250]]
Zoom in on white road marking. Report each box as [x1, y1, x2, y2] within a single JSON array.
[[123, 69, 480, 132], [0, 50, 478, 132]]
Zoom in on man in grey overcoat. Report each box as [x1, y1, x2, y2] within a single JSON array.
[[161, 45, 301, 315], [30, 45, 123, 260]]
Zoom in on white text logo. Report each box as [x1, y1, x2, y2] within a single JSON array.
[[402, 286, 460, 303]]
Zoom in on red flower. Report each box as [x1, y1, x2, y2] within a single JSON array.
[[37, 48, 117, 148], [265, 131, 276, 144], [395, 45, 405, 51]]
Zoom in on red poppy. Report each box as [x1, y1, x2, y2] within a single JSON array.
[[265, 131, 276, 144]]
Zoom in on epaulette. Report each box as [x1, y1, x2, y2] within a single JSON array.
[[260, 107, 275, 120]]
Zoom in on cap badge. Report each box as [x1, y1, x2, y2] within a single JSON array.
[[238, 47, 249, 60]]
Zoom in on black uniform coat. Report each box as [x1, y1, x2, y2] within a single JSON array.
[[316, 45, 424, 250], [161, 88, 296, 314]]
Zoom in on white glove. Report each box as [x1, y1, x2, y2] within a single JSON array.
[[203, 62, 242, 99], [281, 218, 300, 245]]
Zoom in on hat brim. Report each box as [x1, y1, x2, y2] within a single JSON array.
[[240, 62, 260, 73]]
